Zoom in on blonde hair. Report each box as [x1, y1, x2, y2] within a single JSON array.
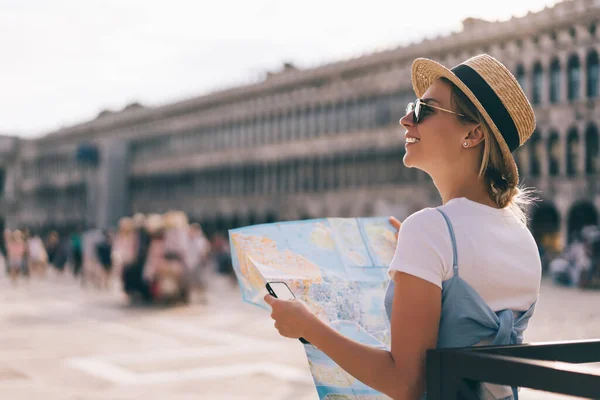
[[441, 78, 536, 223]]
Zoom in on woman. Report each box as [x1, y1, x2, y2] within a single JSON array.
[[27, 230, 48, 278], [265, 54, 542, 400], [6, 230, 27, 283], [112, 218, 138, 279]]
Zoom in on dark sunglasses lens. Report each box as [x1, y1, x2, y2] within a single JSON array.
[[414, 100, 421, 123]]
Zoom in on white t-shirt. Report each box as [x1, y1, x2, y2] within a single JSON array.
[[388, 197, 541, 312]]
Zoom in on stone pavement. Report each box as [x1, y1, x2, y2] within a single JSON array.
[[0, 270, 599, 400]]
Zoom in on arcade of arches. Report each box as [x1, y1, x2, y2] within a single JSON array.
[[517, 123, 600, 179], [530, 200, 600, 252]]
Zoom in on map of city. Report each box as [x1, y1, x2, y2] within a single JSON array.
[[229, 218, 397, 399]]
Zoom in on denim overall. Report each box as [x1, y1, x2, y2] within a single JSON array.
[[384, 209, 537, 400]]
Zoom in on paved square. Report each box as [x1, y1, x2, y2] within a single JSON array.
[[1, 270, 598, 399]]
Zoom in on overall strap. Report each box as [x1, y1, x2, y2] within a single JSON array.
[[436, 209, 459, 276]]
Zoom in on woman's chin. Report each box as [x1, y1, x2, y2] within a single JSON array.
[[402, 153, 418, 168]]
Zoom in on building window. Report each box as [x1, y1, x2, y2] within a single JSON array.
[[314, 106, 323, 136], [375, 96, 392, 127], [566, 128, 579, 177], [528, 133, 541, 177], [348, 100, 360, 132], [586, 124, 600, 175], [550, 58, 561, 103], [548, 132, 560, 176], [532, 62, 543, 105], [515, 64, 526, 93], [300, 108, 310, 139], [326, 104, 336, 134], [0, 169, 5, 196], [568, 54, 581, 101], [587, 50, 599, 98], [590, 23, 597, 37], [277, 114, 285, 142], [336, 102, 347, 133]]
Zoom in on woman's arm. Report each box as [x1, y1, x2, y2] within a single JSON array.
[[266, 272, 441, 400]]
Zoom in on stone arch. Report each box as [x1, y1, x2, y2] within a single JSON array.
[[229, 213, 244, 230], [339, 204, 353, 218], [549, 57, 561, 103], [566, 127, 580, 177], [199, 216, 216, 238], [247, 211, 260, 226], [585, 123, 600, 175], [567, 200, 599, 243], [299, 213, 312, 221], [265, 211, 279, 223], [586, 49, 599, 98], [547, 131, 561, 176], [530, 200, 561, 249], [567, 53, 581, 101], [531, 61, 543, 105], [214, 214, 229, 235], [363, 203, 375, 217]]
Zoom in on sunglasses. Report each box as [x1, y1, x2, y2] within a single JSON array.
[[406, 99, 466, 123]]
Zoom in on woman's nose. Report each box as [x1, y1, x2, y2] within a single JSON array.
[[399, 112, 414, 129]]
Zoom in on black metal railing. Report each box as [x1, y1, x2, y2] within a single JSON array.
[[426, 339, 600, 399]]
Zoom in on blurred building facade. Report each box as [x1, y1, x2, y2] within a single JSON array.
[[3, 0, 600, 245]]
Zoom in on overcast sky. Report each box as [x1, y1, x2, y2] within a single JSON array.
[[2, 0, 561, 137]]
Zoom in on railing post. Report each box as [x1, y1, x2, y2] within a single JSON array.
[[426, 350, 443, 400]]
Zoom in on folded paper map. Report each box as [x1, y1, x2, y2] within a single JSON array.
[[229, 217, 397, 399]]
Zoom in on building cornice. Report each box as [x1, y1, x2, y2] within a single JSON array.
[[37, 0, 600, 144]]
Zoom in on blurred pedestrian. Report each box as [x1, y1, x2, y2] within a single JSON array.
[[95, 230, 113, 290], [188, 222, 211, 303], [578, 225, 600, 289], [211, 232, 235, 286], [27, 230, 48, 278], [6, 230, 27, 283], [122, 213, 152, 301], [3, 229, 10, 275], [112, 217, 137, 282], [70, 227, 84, 278]]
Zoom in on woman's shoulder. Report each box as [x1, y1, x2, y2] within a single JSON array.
[[401, 207, 448, 231]]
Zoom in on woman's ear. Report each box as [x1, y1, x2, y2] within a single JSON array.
[[465, 125, 485, 147]]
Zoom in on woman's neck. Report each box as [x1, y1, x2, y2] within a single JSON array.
[[432, 172, 498, 208]]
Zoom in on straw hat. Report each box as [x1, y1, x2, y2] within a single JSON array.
[[411, 54, 536, 185]]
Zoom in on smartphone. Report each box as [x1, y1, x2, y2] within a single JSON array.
[[265, 282, 310, 345]]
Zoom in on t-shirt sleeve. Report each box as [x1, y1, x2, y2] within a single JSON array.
[[387, 208, 454, 288]]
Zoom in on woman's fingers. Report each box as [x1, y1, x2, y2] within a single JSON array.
[[389, 216, 401, 229], [389, 216, 401, 240]]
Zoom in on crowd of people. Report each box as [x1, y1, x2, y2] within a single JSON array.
[[545, 225, 600, 289], [1, 211, 237, 305]]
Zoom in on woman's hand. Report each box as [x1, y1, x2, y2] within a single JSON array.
[[389, 216, 402, 241], [264, 294, 319, 340]]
